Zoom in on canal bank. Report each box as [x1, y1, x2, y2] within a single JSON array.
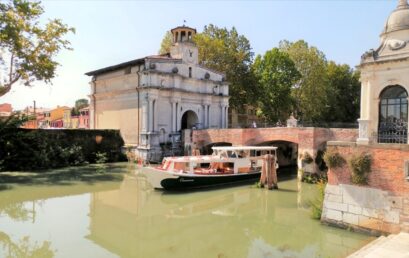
[[0, 163, 373, 258]]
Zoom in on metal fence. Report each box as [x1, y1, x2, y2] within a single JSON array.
[[228, 121, 359, 129], [377, 121, 408, 144]]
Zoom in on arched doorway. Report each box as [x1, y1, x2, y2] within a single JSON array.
[[378, 85, 408, 143], [181, 110, 198, 130]]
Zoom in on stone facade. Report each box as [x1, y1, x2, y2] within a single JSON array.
[[358, 0, 409, 144], [86, 26, 229, 161]]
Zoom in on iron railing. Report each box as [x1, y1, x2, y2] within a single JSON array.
[[227, 121, 359, 129], [377, 121, 408, 144]]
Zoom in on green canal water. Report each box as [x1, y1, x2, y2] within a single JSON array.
[[0, 163, 373, 258]]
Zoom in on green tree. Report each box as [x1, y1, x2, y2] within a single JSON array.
[[279, 40, 329, 122], [252, 48, 300, 123], [326, 61, 360, 123], [71, 98, 89, 116], [159, 24, 257, 108], [158, 31, 172, 54], [195, 25, 256, 108], [0, 0, 74, 97], [75, 98, 88, 110]]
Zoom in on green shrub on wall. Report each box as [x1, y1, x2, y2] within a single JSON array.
[[0, 129, 126, 171], [301, 152, 314, 164], [348, 152, 372, 185], [323, 148, 346, 169]]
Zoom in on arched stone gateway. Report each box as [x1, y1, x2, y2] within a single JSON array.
[[181, 110, 199, 130], [378, 85, 408, 143]]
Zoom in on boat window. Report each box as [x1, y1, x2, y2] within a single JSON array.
[[173, 162, 189, 171], [228, 151, 237, 158], [238, 150, 249, 158], [226, 162, 234, 168]]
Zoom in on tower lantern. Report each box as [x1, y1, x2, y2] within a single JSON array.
[[169, 25, 198, 64], [171, 26, 197, 43]]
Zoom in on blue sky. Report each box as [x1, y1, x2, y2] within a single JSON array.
[[1, 0, 398, 110]]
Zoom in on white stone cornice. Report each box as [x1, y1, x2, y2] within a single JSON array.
[[93, 89, 137, 100]]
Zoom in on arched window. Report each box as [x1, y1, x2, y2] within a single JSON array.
[[378, 85, 408, 143]]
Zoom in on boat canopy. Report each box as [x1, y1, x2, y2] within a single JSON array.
[[212, 146, 277, 151]]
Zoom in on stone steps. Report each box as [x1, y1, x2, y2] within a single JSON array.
[[347, 236, 388, 258], [347, 233, 409, 258]]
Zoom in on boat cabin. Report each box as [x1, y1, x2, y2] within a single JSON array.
[[159, 146, 277, 175]]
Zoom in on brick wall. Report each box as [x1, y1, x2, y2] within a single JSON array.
[[327, 142, 409, 195], [323, 142, 409, 233], [193, 127, 358, 150]]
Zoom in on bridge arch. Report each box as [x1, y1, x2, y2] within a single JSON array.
[[256, 140, 298, 169]]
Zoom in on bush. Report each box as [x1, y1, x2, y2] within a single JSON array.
[[95, 152, 108, 164], [0, 129, 126, 171], [301, 151, 314, 164], [348, 153, 372, 185], [323, 149, 346, 169]]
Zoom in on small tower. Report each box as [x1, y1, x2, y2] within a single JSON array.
[[170, 26, 199, 64]]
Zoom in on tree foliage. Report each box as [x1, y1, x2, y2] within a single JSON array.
[[71, 98, 89, 116], [326, 61, 360, 123], [158, 31, 172, 55], [279, 40, 329, 122], [195, 25, 256, 108], [159, 27, 362, 123], [252, 48, 300, 123], [0, 0, 74, 97]]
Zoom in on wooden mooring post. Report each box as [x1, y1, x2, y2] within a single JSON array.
[[259, 154, 278, 190]]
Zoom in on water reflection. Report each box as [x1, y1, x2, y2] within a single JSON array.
[[87, 172, 371, 258], [0, 232, 55, 258], [0, 164, 372, 258], [0, 201, 41, 222]]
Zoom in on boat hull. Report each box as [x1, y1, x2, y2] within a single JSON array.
[[141, 167, 261, 191]]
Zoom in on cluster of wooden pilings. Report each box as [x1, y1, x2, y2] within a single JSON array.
[[259, 154, 278, 190]]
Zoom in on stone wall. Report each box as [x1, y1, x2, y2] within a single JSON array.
[[322, 142, 409, 234]]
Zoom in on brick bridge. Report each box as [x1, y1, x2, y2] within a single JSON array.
[[192, 127, 358, 173]]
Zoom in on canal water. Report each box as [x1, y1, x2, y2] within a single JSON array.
[[0, 163, 373, 258]]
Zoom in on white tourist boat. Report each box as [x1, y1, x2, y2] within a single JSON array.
[[141, 146, 278, 190]]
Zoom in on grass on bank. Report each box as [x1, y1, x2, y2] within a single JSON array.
[[309, 180, 326, 220]]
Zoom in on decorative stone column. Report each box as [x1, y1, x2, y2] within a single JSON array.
[[207, 105, 211, 128], [357, 119, 370, 145], [148, 98, 153, 132], [220, 104, 226, 128], [225, 106, 229, 129], [203, 104, 208, 128], [171, 101, 177, 132], [142, 96, 149, 133]]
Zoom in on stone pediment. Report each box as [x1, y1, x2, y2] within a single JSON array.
[[361, 40, 409, 66]]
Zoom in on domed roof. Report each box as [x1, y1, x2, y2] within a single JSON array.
[[383, 0, 409, 34]]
